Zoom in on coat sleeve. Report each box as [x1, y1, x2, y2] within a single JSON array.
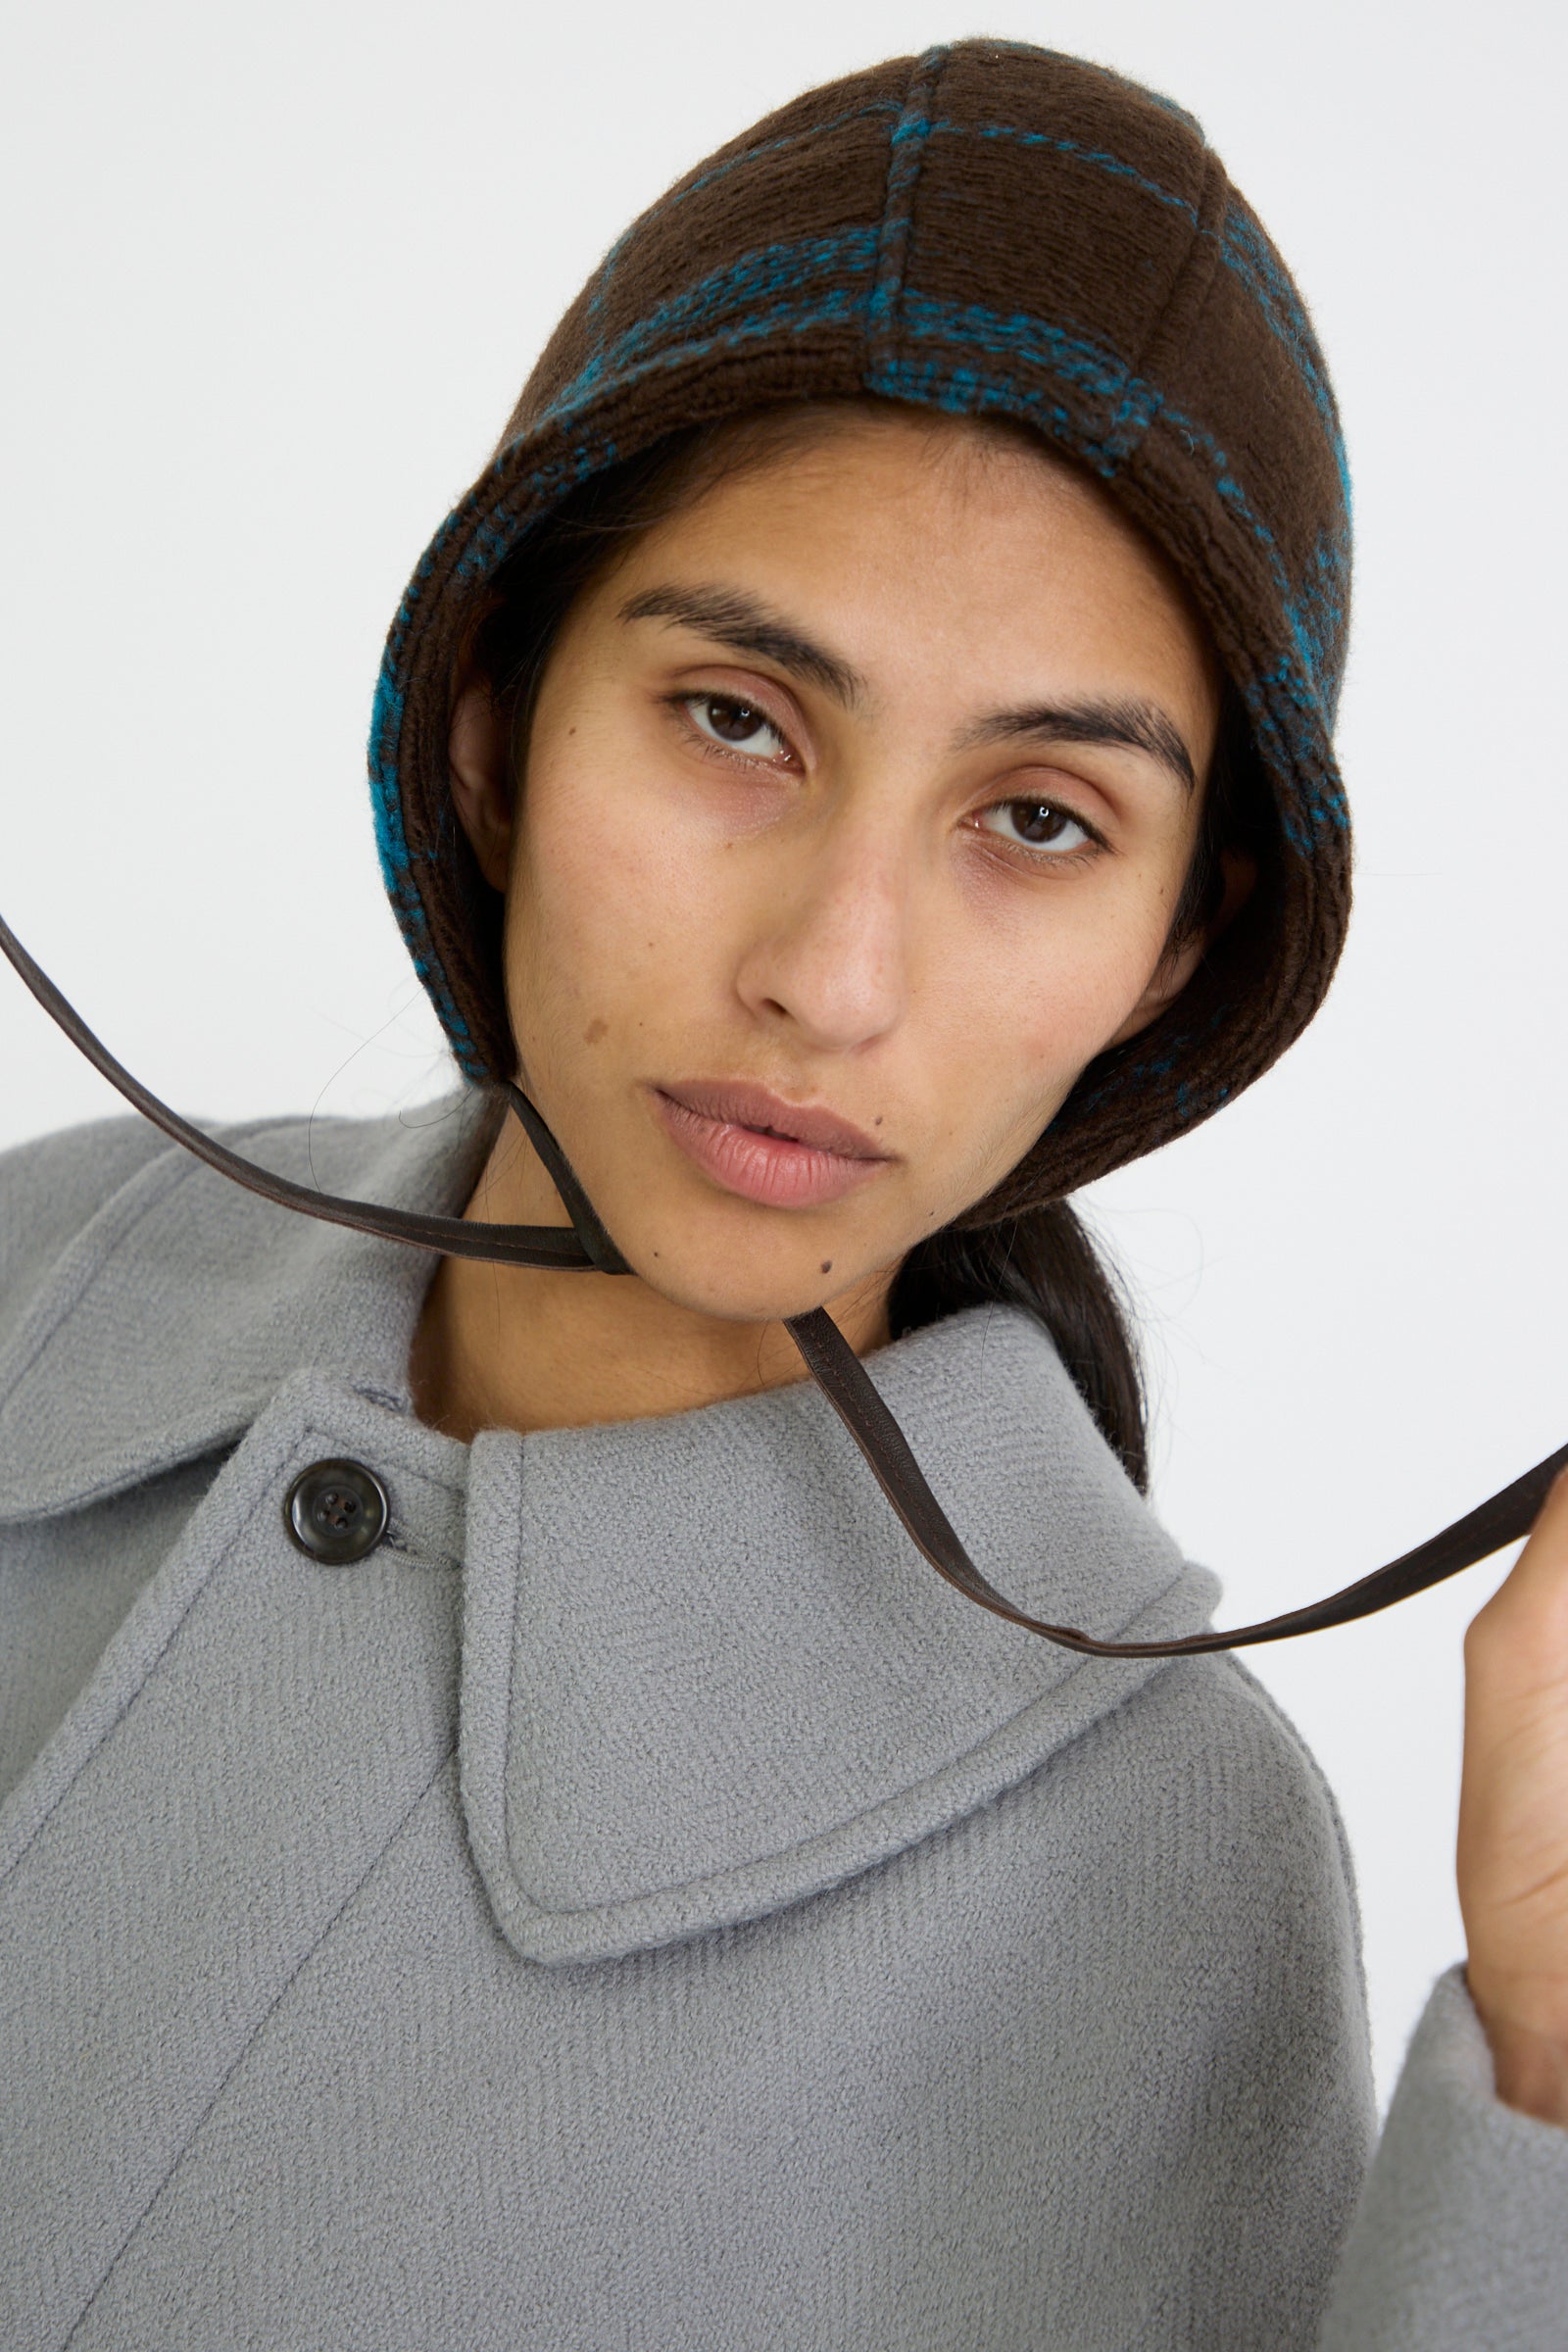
[[1315, 1963, 1568, 2350]]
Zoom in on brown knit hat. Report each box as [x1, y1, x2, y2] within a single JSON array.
[[368, 37, 1351, 1216]]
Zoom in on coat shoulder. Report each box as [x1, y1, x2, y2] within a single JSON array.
[[0, 1099, 484, 1364], [981, 1637, 1371, 2041], [0, 1097, 491, 1522], [0, 1108, 318, 1348], [0, 1115, 175, 1336], [1060, 1642, 1375, 2146], [1081, 1643, 1365, 1944]]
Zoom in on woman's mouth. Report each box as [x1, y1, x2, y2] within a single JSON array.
[[651, 1081, 894, 1209]]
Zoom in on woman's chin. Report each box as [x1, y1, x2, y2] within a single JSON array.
[[610, 1222, 886, 1331], [633, 1266, 858, 1328]]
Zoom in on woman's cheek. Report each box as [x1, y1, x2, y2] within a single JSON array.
[[1026, 916, 1167, 1065], [936, 974, 1122, 1196], [526, 759, 689, 987], [956, 935, 1100, 1089]]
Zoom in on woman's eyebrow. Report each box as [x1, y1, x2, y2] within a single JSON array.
[[616, 583, 866, 706], [955, 698, 1198, 791], [618, 584, 1196, 791]]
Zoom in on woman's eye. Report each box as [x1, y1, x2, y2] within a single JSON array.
[[977, 798, 1098, 858], [681, 693, 790, 761]]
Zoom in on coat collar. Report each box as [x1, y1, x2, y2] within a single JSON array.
[[0, 1099, 1222, 1965], [0, 1093, 500, 1522], [458, 1303, 1220, 1964]]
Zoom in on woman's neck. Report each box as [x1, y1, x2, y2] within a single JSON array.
[[407, 1122, 894, 1444]]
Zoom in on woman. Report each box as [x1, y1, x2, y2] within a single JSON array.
[[2, 36, 1565, 2349]]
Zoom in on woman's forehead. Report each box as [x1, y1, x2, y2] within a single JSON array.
[[591, 417, 1222, 731]]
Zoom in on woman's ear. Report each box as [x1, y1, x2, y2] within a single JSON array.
[[448, 681, 515, 892], [1105, 847, 1258, 1047]]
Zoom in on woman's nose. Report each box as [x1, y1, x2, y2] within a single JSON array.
[[730, 812, 913, 1053]]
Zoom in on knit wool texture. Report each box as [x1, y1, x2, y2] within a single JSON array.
[[368, 38, 1353, 1213]]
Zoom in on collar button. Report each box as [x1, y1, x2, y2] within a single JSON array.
[[284, 1459, 390, 1563]]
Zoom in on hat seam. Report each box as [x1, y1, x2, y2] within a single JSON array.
[[867, 45, 949, 368], [580, 98, 905, 360]]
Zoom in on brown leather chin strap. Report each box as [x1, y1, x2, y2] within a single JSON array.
[[4, 903, 1563, 1659]]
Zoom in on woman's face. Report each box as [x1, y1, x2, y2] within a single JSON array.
[[452, 410, 1225, 1325]]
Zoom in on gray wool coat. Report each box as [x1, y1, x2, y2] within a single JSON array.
[[2, 1098, 1566, 2351]]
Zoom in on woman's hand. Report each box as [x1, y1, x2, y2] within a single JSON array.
[[1458, 1468, 1568, 2125]]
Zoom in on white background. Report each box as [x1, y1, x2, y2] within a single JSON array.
[[2, 0, 1563, 2108]]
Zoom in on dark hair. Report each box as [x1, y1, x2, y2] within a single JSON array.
[[464, 404, 1259, 1494]]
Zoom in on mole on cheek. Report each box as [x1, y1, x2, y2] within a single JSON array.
[[582, 1017, 608, 1046]]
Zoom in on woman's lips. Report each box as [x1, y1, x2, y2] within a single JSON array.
[[652, 1082, 893, 1209]]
